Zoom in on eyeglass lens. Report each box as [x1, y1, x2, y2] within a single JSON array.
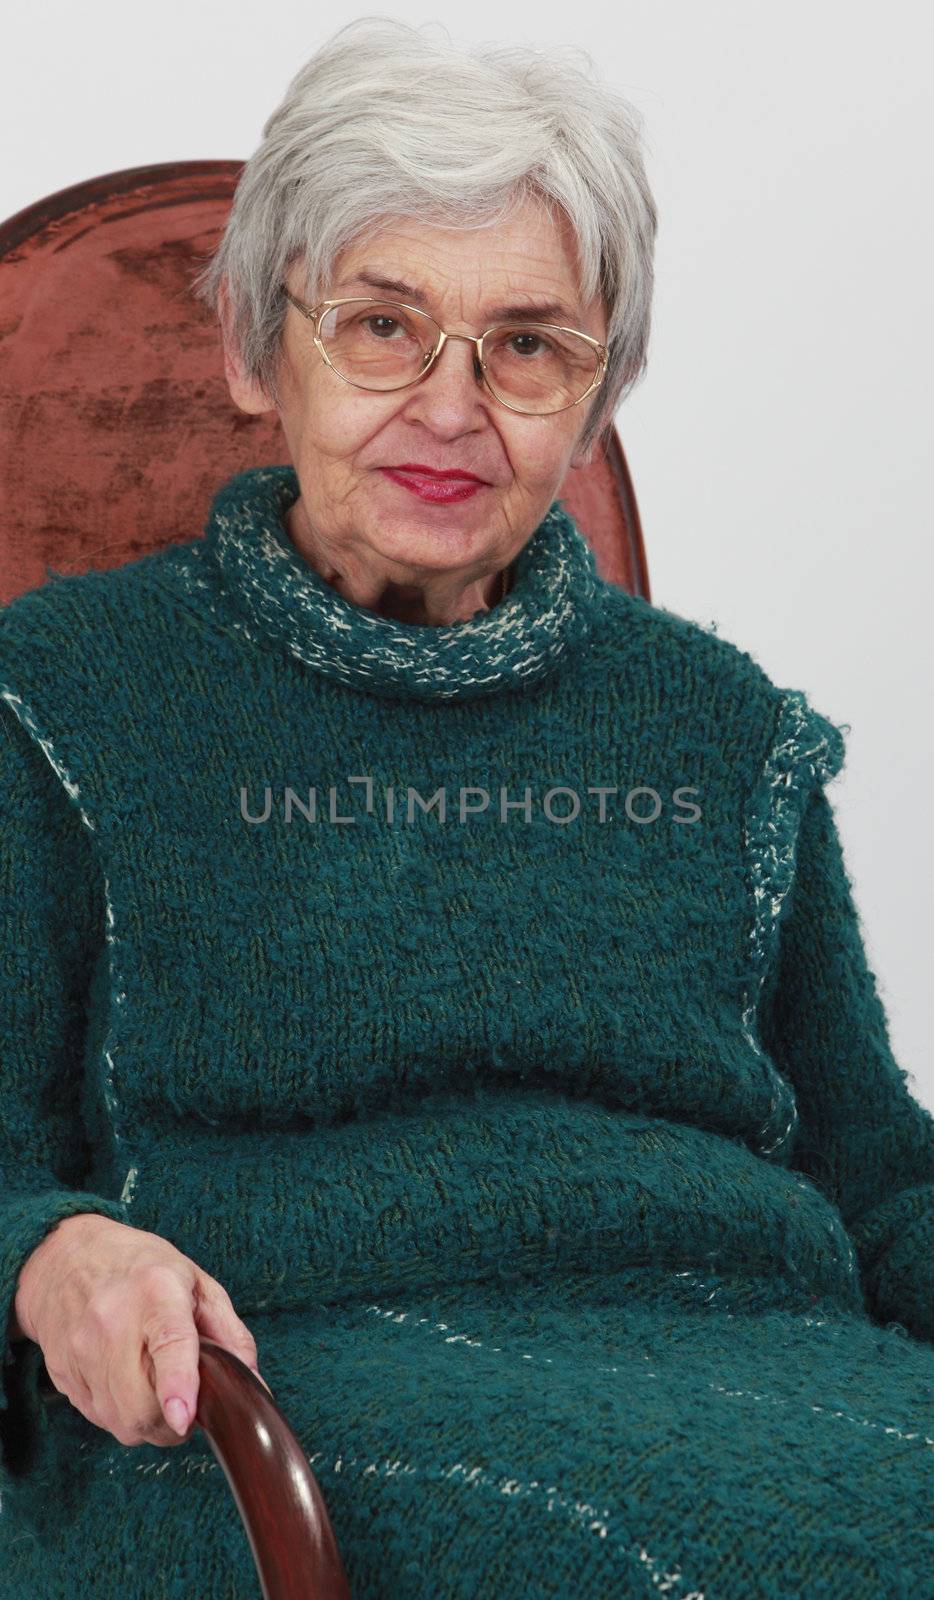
[[317, 301, 599, 413]]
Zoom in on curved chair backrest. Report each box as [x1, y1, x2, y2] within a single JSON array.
[[0, 161, 650, 606]]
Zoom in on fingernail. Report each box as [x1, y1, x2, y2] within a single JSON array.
[[165, 1397, 190, 1435]]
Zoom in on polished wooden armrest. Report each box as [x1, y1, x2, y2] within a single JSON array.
[[196, 1338, 351, 1599], [40, 1337, 351, 1599]]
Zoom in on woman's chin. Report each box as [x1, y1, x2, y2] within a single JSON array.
[[366, 486, 502, 560]]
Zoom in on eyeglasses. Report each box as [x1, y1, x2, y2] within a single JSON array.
[[279, 287, 608, 417]]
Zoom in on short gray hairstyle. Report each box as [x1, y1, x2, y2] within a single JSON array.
[[191, 16, 658, 453]]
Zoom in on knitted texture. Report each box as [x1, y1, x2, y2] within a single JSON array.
[[0, 463, 931, 1598], [202, 465, 602, 701]]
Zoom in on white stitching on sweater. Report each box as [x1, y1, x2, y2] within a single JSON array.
[[93, 1441, 703, 1597], [741, 688, 852, 1179], [362, 1293, 933, 1451], [741, 688, 810, 1158], [739, 688, 861, 1284], [0, 684, 138, 1210], [0, 688, 96, 831]]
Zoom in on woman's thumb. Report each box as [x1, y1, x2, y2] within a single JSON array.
[[145, 1301, 202, 1437]]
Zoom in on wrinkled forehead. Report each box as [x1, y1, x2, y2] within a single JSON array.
[[289, 199, 605, 338]]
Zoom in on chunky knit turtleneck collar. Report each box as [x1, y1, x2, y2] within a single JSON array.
[[190, 465, 604, 703]]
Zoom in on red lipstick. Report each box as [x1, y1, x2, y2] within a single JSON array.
[[379, 464, 488, 504]]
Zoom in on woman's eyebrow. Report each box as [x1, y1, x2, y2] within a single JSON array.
[[341, 269, 578, 325]]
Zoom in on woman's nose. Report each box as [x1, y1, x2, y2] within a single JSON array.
[[399, 340, 489, 435], [404, 335, 486, 422]]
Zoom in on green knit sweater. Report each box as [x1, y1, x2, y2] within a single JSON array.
[[1, 464, 932, 1599]]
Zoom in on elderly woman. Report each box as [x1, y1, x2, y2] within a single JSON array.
[[1, 17, 932, 1599]]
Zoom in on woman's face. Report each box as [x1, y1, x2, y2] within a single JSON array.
[[221, 195, 607, 617]]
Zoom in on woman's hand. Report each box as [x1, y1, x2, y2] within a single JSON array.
[[12, 1212, 272, 1447]]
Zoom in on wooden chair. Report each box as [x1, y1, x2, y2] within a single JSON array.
[[0, 161, 651, 1597]]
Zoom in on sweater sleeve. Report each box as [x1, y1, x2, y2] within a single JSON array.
[[758, 779, 934, 1345], [0, 692, 131, 1475]]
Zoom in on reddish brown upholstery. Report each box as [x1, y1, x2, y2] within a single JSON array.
[[0, 161, 649, 607]]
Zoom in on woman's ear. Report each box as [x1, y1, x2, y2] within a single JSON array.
[[569, 408, 614, 470], [218, 276, 275, 416], [570, 438, 596, 470]]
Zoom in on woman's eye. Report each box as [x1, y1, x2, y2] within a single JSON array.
[[509, 333, 545, 357], [365, 316, 401, 338]]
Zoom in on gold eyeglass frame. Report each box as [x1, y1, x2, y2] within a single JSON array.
[[279, 286, 608, 417]]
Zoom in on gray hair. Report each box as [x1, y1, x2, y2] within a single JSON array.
[[191, 16, 658, 453]]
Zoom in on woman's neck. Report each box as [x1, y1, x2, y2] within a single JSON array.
[[283, 498, 511, 625], [193, 464, 604, 703]]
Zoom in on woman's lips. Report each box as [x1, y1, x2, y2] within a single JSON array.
[[380, 467, 487, 504]]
